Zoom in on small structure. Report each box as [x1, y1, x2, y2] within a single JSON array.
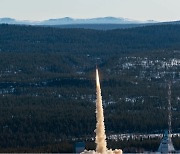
[[158, 130, 175, 153], [75, 142, 85, 153]]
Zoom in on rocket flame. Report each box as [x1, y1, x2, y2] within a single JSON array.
[[96, 69, 100, 87], [81, 68, 123, 154]]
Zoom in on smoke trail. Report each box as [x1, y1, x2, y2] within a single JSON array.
[[95, 68, 107, 153], [81, 68, 122, 154]]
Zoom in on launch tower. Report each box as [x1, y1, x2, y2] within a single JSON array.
[[158, 83, 175, 153]]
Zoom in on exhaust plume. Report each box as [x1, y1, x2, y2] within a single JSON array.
[[95, 68, 107, 153], [81, 68, 122, 154]]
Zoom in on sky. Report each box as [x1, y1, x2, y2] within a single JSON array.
[[0, 0, 180, 22]]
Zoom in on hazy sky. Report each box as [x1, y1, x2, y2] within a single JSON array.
[[0, 0, 180, 21]]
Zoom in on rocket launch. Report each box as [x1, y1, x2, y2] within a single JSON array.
[[81, 68, 122, 154], [95, 68, 107, 153]]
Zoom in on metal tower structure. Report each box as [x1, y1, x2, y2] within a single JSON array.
[[168, 83, 172, 135], [158, 82, 175, 153]]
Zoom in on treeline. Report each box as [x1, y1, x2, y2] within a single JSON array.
[[0, 24, 180, 54], [0, 94, 179, 150]]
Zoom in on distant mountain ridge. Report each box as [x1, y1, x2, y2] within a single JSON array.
[[0, 17, 37, 25], [41, 17, 143, 25], [0, 17, 157, 25]]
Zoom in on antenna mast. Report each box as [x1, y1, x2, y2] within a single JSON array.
[[168, 82, 172, 136]]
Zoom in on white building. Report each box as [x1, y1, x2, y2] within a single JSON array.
[[158, 130, 175, 153]]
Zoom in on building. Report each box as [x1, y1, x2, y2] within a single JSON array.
[[158, 130, 175, 153], [75, 142, 85, 153]]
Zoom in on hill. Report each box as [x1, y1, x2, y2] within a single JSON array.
[[0, 24, 180, 152], [0, 17, 147, 25], [1, 24, 180, 53]]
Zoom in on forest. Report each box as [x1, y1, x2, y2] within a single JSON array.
[[0, 24, 180, 152]]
